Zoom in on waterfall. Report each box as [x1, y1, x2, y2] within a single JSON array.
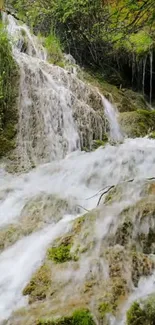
[[102, 96, 123, 143], [0, 14, 155, 325], [150, 50, 153, 105], [5, 14, 109, 169]]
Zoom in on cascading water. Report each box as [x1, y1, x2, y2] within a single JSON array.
[[4, 14, 117, 169], [1, 14, 155, 325], [102, 95, 123, 142]]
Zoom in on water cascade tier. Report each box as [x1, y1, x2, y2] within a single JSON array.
[[0, 14, 155, 325], [4, 14, 122, 170]]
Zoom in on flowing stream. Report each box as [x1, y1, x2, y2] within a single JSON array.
[[0, 14, 155, 324]]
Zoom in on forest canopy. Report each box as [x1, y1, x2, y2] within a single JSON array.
[[5, 0, 155, 97]]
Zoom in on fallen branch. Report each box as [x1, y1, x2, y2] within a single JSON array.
[[76, 205, 90, 213], [97, 185, 115, 206], [76, 177, 155, 213]]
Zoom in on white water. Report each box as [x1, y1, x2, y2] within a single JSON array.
[[0, 138, 155, 321], [0, 14, 155, 324], [102, 96, 123, 142], [0, 216, 74, 320]]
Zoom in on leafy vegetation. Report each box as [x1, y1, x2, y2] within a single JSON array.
[[37, 309, 95, 325], [127, 296, 155, 325], [127, 301, 146, 325], [6, 0, 155, 97], [47, 243, 73, 263], [44, 32, 64, 67]]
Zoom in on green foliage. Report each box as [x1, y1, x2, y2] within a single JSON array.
[[127, 296, 155, 325], [125, 31, 153, 56], [7, 0, 155, 93], [0, 22, 19, 157], [44, 32, 64, 67], [149, 132, 155, 139], [126, 302, 146, 325], [47, 243, 72, 263], [144, 295, 155, 323], [92, 137, 108, 150], [37, 309, 95, 325]]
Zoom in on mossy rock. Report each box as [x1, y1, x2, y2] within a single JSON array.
[[79, 70, 148, 114], [119, 109, 155, 138], [119, 89, 148, 113], [131, 252, 155, 287], [23, 264, 51, 304], [118, 197, 155, 253], [0, 194, 76, 252], [0, 224, 22, 251], [115, 219, 133, 247], [98, 301, 113, 319], [92, 136, 108, 149]]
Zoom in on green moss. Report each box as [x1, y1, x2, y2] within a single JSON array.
[[127, 295, 155, 325], [98, 302, 113, 318], [37, 309, 95, 325], [119, 109, 155, 138], [79, 70, 148, 114], [0, 22, 19, 158], [149, 132, 155, 139], [0, 224, 21, 251], [92, 136, 108, 150], [23, 264, 51, 304], [47, 243, 72, 263]]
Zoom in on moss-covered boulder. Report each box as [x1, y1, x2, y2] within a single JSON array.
[[119, 110, 155, 138], [23, 264, 51, 304]]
